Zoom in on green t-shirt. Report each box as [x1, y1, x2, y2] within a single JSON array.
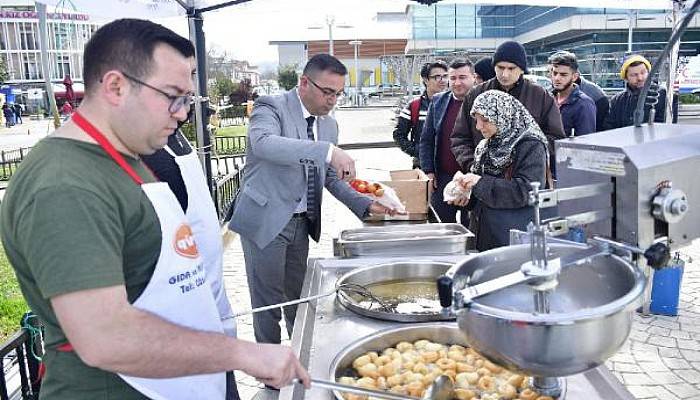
[[1, 137, 163, 400]]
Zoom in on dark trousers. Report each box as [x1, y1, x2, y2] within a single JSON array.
[[241, 215, 309, 344], [227, 371, 241, 400], [431, 171, 468, 225]]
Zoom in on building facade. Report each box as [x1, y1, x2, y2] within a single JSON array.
[[0, 1, 101, 108], [407, 4, 700, 91]]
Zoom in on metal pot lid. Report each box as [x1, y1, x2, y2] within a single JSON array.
[[336, 261, 455, 322], [447, 243, 645, 324]]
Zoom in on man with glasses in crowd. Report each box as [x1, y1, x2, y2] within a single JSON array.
[[393, 60, 448, 169], [419, 59, 476, 224], [229, 54, 398, 357], [1, 19, 311, 400]]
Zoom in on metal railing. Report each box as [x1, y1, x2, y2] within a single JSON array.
[[1, 314, 42, 400], [213, 136, 246, 156], [0, 148, 31, 181], [213, 169, 242, 223]]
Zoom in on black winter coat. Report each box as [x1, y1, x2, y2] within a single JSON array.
[[468, 138, 548, 251]]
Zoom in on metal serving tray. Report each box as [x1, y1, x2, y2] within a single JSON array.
[[335, 223, 474, 258], [279, 256, 636, 400]]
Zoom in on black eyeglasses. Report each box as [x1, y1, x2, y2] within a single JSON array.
[[429, 74, 449, 81], [307, 76, 345, 98], [121, 71, 195, 114]]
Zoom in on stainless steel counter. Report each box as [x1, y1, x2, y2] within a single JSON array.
[[280, 256, 636, 400]]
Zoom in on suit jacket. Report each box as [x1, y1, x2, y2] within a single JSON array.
[[228, 89, 372, 249]]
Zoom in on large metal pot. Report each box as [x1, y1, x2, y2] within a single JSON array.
[[446, 243, 645, 377], [336, 261, 454, 322]]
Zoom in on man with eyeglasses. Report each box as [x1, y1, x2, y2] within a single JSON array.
[[393, 60, 448, 169], [419, 59, 475, 224], [0, 19, 310, 400], [229, 54, 398, 352]]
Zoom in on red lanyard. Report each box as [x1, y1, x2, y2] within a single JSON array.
[[71, 112, 145, 185]]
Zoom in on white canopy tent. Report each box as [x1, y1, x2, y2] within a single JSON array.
[[32, 0, 689, 189]]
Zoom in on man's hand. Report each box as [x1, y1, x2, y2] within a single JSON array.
[[427, 172, 437, 190], [330, 147, 356, 180], [368, 202, 405, 217], [243, 343, 310, 390]]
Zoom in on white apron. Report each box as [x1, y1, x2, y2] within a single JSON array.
[[72, 112, 226, 400], [164, 144, 236, 337]]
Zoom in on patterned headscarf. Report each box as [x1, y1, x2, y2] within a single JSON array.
[[470, 90, 548, 176]]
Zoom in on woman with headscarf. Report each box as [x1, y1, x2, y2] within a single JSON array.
[[455, 90, 550, 251]]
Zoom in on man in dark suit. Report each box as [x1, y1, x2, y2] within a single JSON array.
[[229, 54, 396, 345]]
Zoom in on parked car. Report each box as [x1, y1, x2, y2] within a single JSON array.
[[523, 74, 552, 91]]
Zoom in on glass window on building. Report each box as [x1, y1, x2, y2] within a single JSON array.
[[8, 52, 21, 80], [56, 54, 71, 79], [7, 22, 19, 51], [22, 53, 40, 80], [436, 5, 456, 40], [412, 6, 436, 40], [54, 23, 70, 50], [19, 22, 37, 50], [455, 5, 478, 39]]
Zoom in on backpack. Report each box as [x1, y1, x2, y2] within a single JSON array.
[[409, 97, 421, 127]]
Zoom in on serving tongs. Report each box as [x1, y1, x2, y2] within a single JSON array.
[[293, 374, 453, 400], [233, 282, 391, 317]]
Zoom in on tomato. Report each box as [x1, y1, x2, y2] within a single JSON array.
[[357, 183, 368, 193]]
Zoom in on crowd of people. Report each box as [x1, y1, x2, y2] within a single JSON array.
[[0, 18, 680, 400], [394, 40, 672, 250], [2, 102, 24, 127]]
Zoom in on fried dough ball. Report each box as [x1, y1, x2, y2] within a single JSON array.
[[425, 342, 444, 352], [436, 358, 457, 371], [414, 340, 430, 350], [367, 351, 379, 363], [465, 354, 476, 365], [421, 351, 440, 363], [352, 354, 371, 369], [402, 361, 415, 371], [382, 348, 397, 356], [455, 372, 480, 387], [456, 362, 476, 373], [412, 362, 429, 375], [498, 383, 518, 399], [402, 350, 419, 363], [535, 397, 554, 400], [421, 371, 441, 387], [448, 350, 467, 362], [454, 388, 476, 400], [338, 376, 355, 385], [396, 342, 414, 352], [386, 374, 403, 387], [483, 360, 502, 374], [450, 344, 466, 353], [507, 374, 525, 388], [357, 363, 379, 379], [378, 363, 395, 377], [474, 359, 485, 368], [376, 376, 388, 390], [343, 394, 366, 400], [476, 367, 491, 377], [477, 376, 496, 392], [356, 377, 376, 389], [442, 369, 456, 382], [375, 355, 391, 366], [519, 389, 539, 400], [406, 381, 425, 397]]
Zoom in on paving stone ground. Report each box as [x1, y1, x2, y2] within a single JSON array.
[[222, 106, 700, 400]]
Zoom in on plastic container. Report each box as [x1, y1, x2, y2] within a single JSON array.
[[649, 256, 685, 316]]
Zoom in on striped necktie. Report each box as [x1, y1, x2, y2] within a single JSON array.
[[306, 116, 321, 241]]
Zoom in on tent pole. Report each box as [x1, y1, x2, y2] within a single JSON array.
[[36, 2, 61, 129], [667, 0, 683, 122], [188, 10, 214, 195]]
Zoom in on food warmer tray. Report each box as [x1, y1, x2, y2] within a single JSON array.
[[279, 256, 636, 400]]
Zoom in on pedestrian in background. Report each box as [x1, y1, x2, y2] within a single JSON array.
[[548, 51, 596, 136], [3, 103, 14, 127], [393, 60, 448, 169], [473, 56, 495, 84], [13, 103, 23, 124]]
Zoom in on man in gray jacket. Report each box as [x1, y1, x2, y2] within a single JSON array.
[[229, 54, 395, 346]]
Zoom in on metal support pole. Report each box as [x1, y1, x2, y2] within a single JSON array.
[[188, 11, 214, 194], [349, 40, 362, 107], [327, 16, 334, 56], [627, 9, 635, 53], [667, 0, 683, 123], [36, 2, 61, 129]]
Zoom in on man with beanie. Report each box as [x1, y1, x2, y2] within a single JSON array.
[[393, 60, 448, 168], [473, 56, 496, 84], [603, 54, 670, 130], [548, 51, 597, 136], [451, 40, 564, 175]]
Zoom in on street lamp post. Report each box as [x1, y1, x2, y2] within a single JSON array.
[[349, 40, 362, 107], [308, 16, 353, 56]]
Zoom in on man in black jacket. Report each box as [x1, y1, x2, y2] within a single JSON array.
[[393, 60, 447, 168], [604, 54, 668, 130], [451, 41, 564, 175]]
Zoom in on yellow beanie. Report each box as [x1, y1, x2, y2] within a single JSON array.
[[620, 55, 651, 79]]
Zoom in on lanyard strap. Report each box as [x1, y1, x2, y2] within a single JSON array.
[[71, 111, 144, 185]]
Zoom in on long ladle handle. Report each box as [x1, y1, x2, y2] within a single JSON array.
[[233, 290, 336, 317], [293, 378, 418, 400]]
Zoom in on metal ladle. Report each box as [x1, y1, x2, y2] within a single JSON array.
[[233, 283, 391, 317], [293, 374, 453, 400]]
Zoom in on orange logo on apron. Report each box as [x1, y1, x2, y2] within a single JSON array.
[[174, 224, 199, 259]]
